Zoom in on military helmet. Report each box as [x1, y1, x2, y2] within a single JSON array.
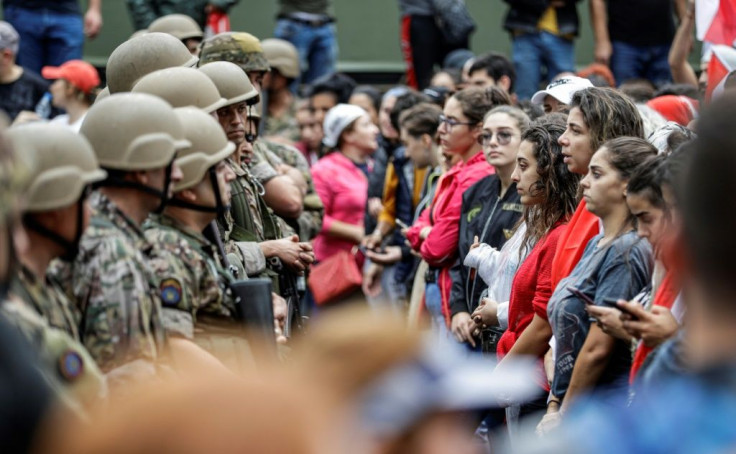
[[198, 32, 270, 73], [132, 67, 227, 113], [128, 29, 148, 40], [5, 124, 106, 212], [106, 32, 198, 94], [261, 38, 300, 79], [199, 61, 259, 106], [173, 107, 235, 192], [248, 102, 262, 120], [80, 93, 190, 171], [148, 14, 203, 41], [0, 127, 33, 219]]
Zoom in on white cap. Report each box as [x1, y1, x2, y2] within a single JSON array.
[[322, 103, 367, 148], [531, 76, 594, 106]]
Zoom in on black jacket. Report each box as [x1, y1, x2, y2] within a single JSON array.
[[449, 175, 523, 317], [502, 0, 582, 37]]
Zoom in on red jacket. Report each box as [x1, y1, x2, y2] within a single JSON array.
[[551, 199, 600, 289], [407, 152, 493, 326]]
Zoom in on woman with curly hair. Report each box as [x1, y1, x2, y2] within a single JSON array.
[[493, 115, 580, 420]]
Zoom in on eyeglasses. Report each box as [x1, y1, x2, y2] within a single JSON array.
[[477, 131, 515, 146], [439, 114, 476, 129]]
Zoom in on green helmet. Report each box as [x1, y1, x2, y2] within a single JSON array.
[[80, 93, 190, 171], [106, 32, 199, 94], [199, 61, 259, 106], [261, 38, 300, 79], [132, 67, 227, 113], [172, 107, 235, 192], [148, 14, 203, 41], [0, 127, 33, 220], [198, 32, 270, 73], [5, 124, 106, 212]]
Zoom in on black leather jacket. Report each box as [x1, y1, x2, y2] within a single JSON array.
[[502, 0, 582, 37]]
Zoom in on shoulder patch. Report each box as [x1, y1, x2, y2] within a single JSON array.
[[466, 206, 482, 223], [160, 278, 183, 306], [503, 228, 514, 240], [58, 350, 84, 381]]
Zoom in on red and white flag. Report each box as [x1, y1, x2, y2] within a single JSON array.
[[706, 44, 736, 101], [697, 0, 736, 46]]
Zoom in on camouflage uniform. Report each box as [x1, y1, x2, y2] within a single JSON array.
[[1, 297, 107, 409], [264, 102, 300, 143], [11, 265, 80, 339], [50, 192, 167, 377]]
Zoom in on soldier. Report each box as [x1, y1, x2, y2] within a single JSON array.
[[200, 31, 323, 241], [47, 93, 187, 384], [2, 123, 110, 407], [147, 14, 204, 56], [262, 38, 301, 142], [106, 32, 198, 94], [144, 108, 287, 368]]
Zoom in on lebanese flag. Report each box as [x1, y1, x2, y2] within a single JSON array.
[[705, 44, 736, 101], [697, 0, 736, 46]]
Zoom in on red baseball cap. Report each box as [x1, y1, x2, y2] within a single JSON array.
[[42, 60, 100, 94]]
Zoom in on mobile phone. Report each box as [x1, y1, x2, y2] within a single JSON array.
[[395, 219, 410, 230], [606, 298, 641, 320], [568, 286, 595, 305]]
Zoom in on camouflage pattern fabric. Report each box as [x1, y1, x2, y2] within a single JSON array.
[[264, 102, 300, 143], [199, 31, 270, 72], [11, 265, 80, 340], [144, 214, 238, 340], [1, 296, 107, 409], [48, 192, 167, 375]]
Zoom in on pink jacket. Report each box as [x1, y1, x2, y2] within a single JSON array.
[[406, 152, 493, 324], [311, 152, 369, 261]]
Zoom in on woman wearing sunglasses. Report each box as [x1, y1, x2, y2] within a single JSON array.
[[405, 87, 497, 338], [449, 105, 529, 349]]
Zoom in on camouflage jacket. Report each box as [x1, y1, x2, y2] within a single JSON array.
[[264, 102, 300, 143], [125, 0, 240, 29], [49, 192, 167, 375], [11, 265, 80, 340], [144, 214, 238, 339], [1, 297, 107, 409]]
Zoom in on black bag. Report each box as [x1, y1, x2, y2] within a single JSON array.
[[431, 0, 476, 46]]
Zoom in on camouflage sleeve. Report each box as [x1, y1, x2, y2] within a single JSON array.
[[227, 240, 267, 276], [124, 0, 158, 30], [250, 144, 279, 184], [74, 238, 162, 373]]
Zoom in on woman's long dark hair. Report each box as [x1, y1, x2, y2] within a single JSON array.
[[520, 114, 581, 251]]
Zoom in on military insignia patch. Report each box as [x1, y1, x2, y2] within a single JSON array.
[[58, 350, 84, 381], [160, 278, 183, 306]]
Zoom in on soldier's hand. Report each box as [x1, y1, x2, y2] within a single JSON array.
[[272, 292, 288, 343], [265, 235, 310, 271]]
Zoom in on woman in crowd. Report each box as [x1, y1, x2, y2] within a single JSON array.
[[540, 137, 657, 433], [492, 116, 580, 421], [406, 87, 494, 337], [551, 88, 645, 291], [449, 105, 528, 348], [349, 85, 382, 127], [311, 104, 378, 262], [44, 60, 100, 132]]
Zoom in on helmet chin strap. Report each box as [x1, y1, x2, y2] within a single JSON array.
[[22, 189, 88, 263], [94, 161, 175, 215], [245, 105, 257, 144], [167, 166, 230, 217]]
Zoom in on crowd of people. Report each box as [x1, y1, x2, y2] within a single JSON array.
[[0, 0, 736, 453]]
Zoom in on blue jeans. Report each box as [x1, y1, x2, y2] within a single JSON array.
[[3, 6, 83, 74], [274, 19, 337, 86], [611, 41, 671, 86], [425, 282, 451, 341], [512, 31, 575, 100]]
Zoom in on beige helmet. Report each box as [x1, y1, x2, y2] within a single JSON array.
[[0, 126, 33, 219], [106, 32, 199, 94], [198, 32, 270, 73], [172, 107, 235, 192], [199, 61, 259, 106], [261, 38, 300, 79], [6, 124, 106, 212], [248, 101, 262, 120], [128, 29, 148, 40], [132, 67, 227, 113], [80, 93, 190, 171], [148, 14, 203, 41]]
